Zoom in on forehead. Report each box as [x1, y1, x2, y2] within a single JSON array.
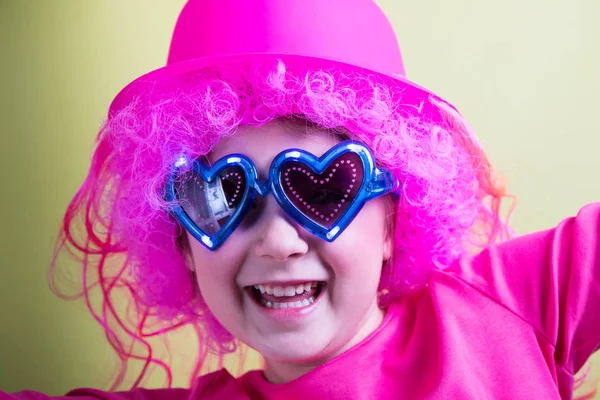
[[209, 120, 342, 174]]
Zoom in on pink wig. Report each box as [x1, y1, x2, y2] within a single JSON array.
[[50, 59, 512, 389]]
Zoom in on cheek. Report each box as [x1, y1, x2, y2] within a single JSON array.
[[343, 199, 387, 254], [187, 233, 246, 300], [320, 199, 388, 282]]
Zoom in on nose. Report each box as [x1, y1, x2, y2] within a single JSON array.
[[254, 205, 309, 262]]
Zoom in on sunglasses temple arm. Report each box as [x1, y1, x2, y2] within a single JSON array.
[[366, 169, 401, 200]]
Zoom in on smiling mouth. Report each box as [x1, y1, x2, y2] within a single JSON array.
[[247, 281, 325, 309]]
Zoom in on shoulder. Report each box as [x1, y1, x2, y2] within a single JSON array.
[[437, 203, 600, 372]]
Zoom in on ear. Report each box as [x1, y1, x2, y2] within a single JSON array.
[[177, 231, 196, 272], [382, 228, 393, 262], [382, 195, 396, 262], [184, 253, 195, 272]]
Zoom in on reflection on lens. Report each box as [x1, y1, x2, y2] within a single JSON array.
[[280, 153, 363, 228], [174, 166, 246, 235]]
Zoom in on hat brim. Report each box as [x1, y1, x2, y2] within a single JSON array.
[[109, 53, 454, 126]]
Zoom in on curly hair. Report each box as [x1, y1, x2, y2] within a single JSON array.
[[49, 59, 511, 389]]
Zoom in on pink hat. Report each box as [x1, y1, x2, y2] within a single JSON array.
[[109, 0, 455, 124]]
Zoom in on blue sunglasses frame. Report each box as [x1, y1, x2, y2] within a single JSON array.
[[165, 141, 401, 250]]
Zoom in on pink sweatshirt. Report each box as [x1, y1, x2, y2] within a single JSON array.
[[4, 203, 600, 399]]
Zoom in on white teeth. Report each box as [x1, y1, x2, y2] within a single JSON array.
[[252, 281, 322, 309], [253, 282, 320, 297], [260, 296, 316, 309], [284, 286, 297, 296]]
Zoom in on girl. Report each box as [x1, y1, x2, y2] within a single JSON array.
[[3, 0, 599, 398]]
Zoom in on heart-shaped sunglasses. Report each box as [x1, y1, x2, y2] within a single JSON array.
[[165, 141, 401, 250]]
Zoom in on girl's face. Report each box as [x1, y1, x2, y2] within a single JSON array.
[[187, 121, 393, 382]]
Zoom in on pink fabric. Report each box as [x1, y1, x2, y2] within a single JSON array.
[[167, 0, 404, 75], [4, 203, 599, 399], [110, 0, 451, 128]]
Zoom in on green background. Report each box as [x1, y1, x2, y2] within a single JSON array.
[[1, 0, 599, 396]]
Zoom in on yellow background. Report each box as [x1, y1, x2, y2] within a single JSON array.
[[1, 0, 599, 396]]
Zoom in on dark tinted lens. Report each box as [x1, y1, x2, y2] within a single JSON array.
[[174, 165, 246, 235], [280, 152, 363, 228]]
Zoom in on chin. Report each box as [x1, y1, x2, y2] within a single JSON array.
[[253, 333, 341, 364]]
